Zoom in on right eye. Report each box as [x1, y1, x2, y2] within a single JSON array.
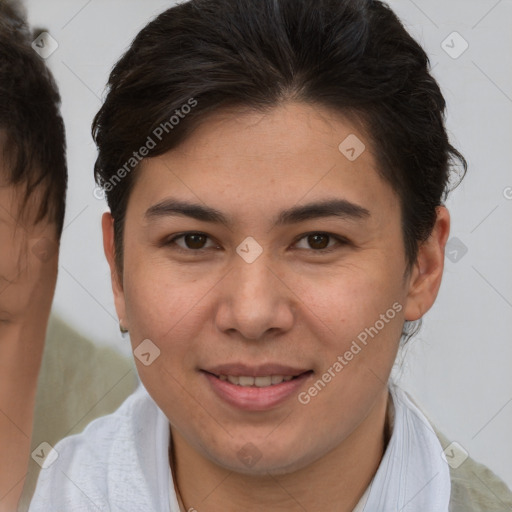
[[164, 232, 219, 252]]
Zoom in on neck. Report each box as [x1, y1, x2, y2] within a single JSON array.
[[0, 319, 48, 512], [170, 387, 392, 512]]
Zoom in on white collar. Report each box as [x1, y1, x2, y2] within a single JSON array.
[[360, 382, 451, 511]]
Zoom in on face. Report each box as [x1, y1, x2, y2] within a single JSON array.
[[0, 180, 59, 326], [103, 101, 448, 475]]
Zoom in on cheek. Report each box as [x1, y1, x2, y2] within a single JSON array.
[[123, 246, 185, 325], [122, 253, 220, 359], [298, 267, 405, 404], [293, 262, 406, 344], [121, 259, 208, 405]]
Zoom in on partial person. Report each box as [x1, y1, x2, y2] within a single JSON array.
[[0, 4, 137, 511], [0, 1, 66, 510]]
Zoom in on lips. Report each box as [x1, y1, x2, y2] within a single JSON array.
[[201, 364, 313, 411]]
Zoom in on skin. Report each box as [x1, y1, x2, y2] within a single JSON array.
[[0, 180, 59, 512], [102, 101, 450, 512]]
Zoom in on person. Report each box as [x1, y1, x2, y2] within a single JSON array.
[[0, 4, 138, 512], [28, 0, 512, 511], [0, 1, 66, 510]]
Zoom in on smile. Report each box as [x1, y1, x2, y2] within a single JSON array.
[[216, 374, 296, 387], [202, 369, 314, 411]]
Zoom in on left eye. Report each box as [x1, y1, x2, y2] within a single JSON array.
[[165, 232, 346, 253], [294, 233, 343, 252]]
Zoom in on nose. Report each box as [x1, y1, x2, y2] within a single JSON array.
[[214, 253, 295, 341]]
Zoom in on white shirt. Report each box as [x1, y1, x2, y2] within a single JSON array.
[[28, 380, 450, 511]]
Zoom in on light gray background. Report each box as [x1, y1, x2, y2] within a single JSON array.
[[25, 0, 512, 487]]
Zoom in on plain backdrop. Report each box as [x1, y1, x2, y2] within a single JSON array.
[[24, 0, 512, 488]]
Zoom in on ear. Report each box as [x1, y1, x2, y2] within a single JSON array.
[[403, 206, 450, 321], [102, 212, 127, 329]]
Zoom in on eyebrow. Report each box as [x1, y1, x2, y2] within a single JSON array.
[[144, 197, 370, 228]]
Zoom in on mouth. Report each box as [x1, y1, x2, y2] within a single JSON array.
[[201, 365, 314, 411], [206, 373, 307, 387]]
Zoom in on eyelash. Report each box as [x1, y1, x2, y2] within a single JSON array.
[[163, 231, 350, 255]]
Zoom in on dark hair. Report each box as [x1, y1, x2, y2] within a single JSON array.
[[93, 0, 466, 282], [0, 0, 67, 236]]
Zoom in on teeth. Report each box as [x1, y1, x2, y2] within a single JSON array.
[[218, 374, 296, 387], [254, 376, 272, 387], [239, 376, 255, 386], [227, 375, 239, 385], [271, 375, 284, 385]]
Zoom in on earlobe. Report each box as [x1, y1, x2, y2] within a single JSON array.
[[403, 206, 451, 321]]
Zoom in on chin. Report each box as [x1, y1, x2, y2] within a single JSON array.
[[204, 438, 317, 477]]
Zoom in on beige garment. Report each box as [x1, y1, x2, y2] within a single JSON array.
[[17, 314, 138, 512], [407, 392, 512, 512], [436, 428, 512, 512]]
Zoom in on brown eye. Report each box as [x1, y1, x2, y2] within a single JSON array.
[[307, 234, 330, 250], [165, 232, 216, 251], [294, 232, 348, 253], [182, 233, 208, 249]]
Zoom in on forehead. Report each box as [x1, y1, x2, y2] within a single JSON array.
[[163, 102, 367, 163], [127, 102, 398, 222]]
